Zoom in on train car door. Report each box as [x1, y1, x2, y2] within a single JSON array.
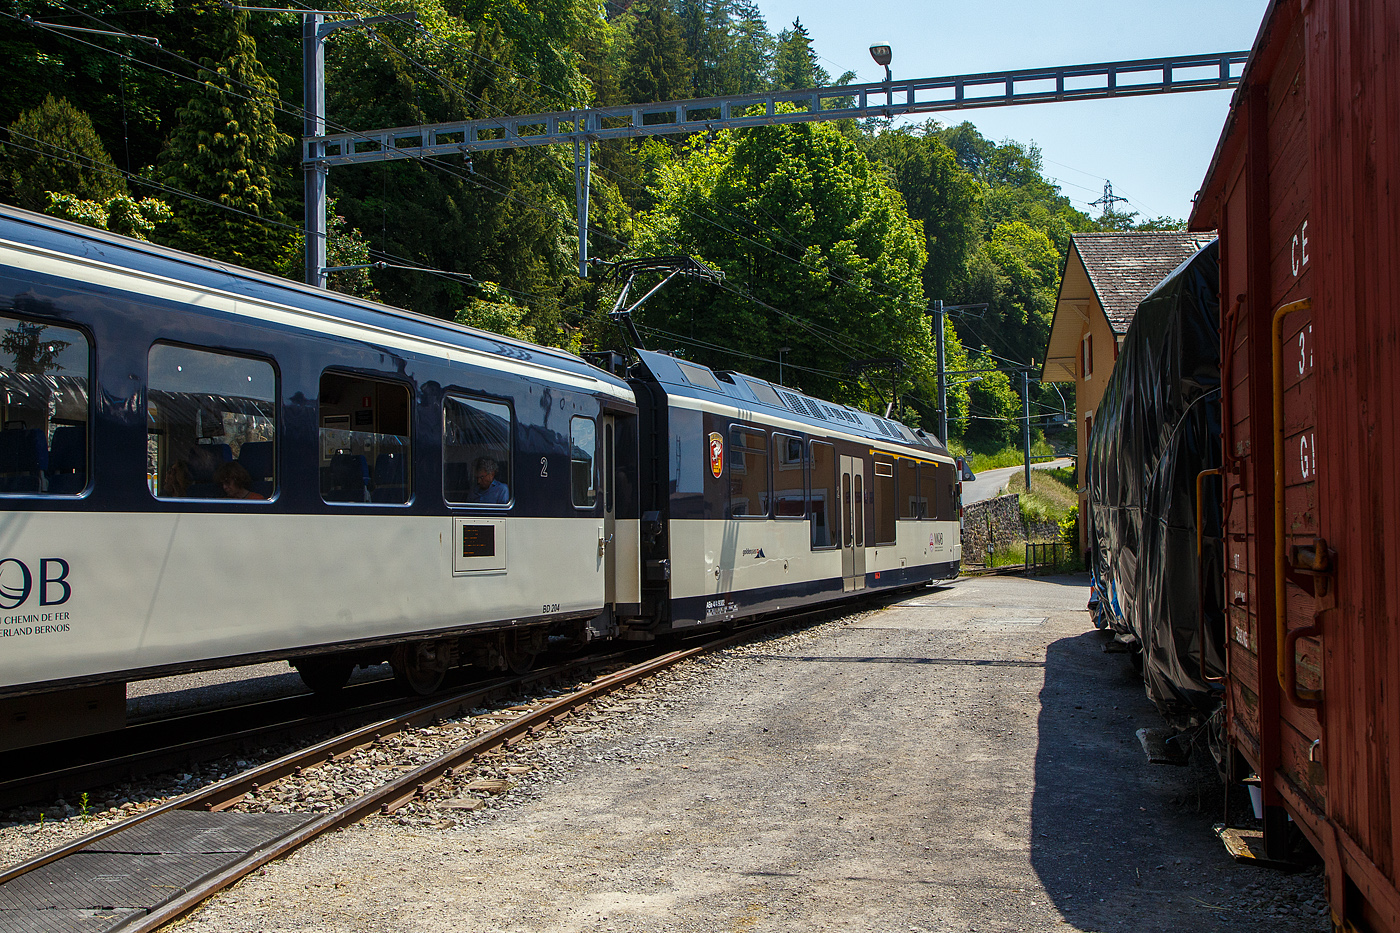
[[602, 414, 617, 606], [840, 455, 866, 592]]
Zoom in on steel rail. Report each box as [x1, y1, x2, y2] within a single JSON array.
[[0, 650, 641, 886], [0, 593, 906, 932], [115, 615, 809, 932]]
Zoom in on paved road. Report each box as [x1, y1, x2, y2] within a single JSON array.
[[963, 457, 1074, 505]]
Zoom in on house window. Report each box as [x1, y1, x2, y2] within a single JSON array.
[[1081, 333, 1094, 380]]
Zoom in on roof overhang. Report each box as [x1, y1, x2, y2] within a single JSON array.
[[1041, 241, 1108, 383], [1189, 0, 1296, 230]]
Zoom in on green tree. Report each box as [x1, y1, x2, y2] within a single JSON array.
[[6, 96, 127, 211], [44, 192, 173, 241], [866, 123, 981, 303], [772, 19, 829, 90], [455, 283, 540, 344], [630, 120, 932, 409], [963, 357, 1020, 449], [622, 2, 696, 103], [723, 1, 774, 94], [158, 3, 294, 273]]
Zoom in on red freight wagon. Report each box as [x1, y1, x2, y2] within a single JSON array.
[[1189, 1, 1400, 930]]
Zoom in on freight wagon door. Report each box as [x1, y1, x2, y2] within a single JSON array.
[[840, 456, 866, 592]]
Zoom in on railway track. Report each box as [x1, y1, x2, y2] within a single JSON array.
[[0, 648, 615, 811], [0, 602, 865, 932]]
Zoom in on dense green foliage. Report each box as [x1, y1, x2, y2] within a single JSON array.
[[0, 0, 1174, 447]]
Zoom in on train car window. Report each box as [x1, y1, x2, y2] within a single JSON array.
[[570, 416, 596, 508], [853, 473, 865, 547], [148, 345, 275, 501], [899, 458, 921, 519], [443, 396, 512, 507], [317, 373, 411, 505], [917, 462, 938, 519], [0, 315, 89, 496], [932, 461, 955, 520], [809, 440, 837, 548], [773, 433, 805, 518], [727, 425, 769, 518], [873, 459, 896, 544]]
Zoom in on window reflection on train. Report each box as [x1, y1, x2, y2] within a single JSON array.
[[727, 425, 768, 518], [319, 372, 411, 504], [0, 314, 89, 496], [147, 344, 276, 501], [773, 433, 804, 520], [570, 416, 596, 508], [443, 395, 510, 506]]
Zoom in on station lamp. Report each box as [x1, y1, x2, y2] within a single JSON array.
[[869, 44, 892, 82]]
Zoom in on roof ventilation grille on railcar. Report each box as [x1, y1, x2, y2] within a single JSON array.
[[779, 391, 810, 417]]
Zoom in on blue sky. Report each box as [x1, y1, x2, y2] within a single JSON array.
[[752, 0, 1269, 222]]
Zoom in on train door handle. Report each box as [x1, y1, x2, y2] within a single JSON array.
[[598, 533, 613, 556]]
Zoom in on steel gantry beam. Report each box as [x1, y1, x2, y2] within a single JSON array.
[[303, 50, 1247, 281]]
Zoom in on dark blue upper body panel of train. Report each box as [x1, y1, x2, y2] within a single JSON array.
[[629, 349, 952, 524], [0, 206, 637, 518]]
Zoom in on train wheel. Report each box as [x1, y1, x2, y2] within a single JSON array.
[[293, 657, 354, 695], [391, 641, 449, 695], [501, 632, 538, 675]]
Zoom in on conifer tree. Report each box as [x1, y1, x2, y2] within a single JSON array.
[[6, 96, 126, 211], [724, 1, 775, 94], [158, 3, 293, 273], [772, 19, 828, 90], [622, 2, 695, 103]]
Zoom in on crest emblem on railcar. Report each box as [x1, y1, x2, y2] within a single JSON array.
[[708, 432, 724, 478]]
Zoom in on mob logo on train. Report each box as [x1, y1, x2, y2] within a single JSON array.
[[708, 432, 724, 478], [0, 558, 72, 609]]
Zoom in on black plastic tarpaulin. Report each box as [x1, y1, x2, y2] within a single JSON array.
[[1085, 239, 1225, 725]]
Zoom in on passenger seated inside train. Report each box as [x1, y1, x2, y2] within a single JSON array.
[[214, 461, 265, 500], [470, 456, 509, 504]]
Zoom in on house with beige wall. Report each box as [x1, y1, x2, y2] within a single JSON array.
[[1041, 231, 1217, 547]]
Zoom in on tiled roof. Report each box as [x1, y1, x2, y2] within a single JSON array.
[[1074, 231, 1217, 331]]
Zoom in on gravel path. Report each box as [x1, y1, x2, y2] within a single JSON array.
[[144, 575, 1327, 933]]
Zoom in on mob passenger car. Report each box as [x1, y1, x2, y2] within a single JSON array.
[[0, 204, 961, 752]]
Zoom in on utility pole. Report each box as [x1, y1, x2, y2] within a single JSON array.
[[302, 12, 326, 289], [778, 346, 791, 387], [925, 301, 987, 444], [1022, 369, 1032, 492], [276, 7, 417, 287], [932, 300, 947, 443]]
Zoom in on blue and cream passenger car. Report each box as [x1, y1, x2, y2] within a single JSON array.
[[0, 205, 960, 751], [0, 206, 638, 746], [624, 350, 960, 635]]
